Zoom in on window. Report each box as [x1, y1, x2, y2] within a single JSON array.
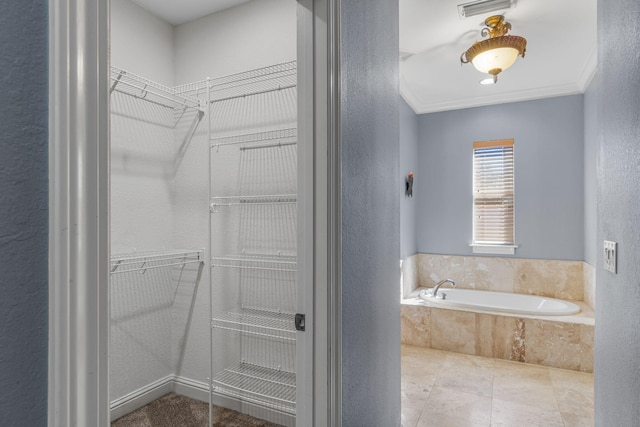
[[472, 139, 516, 254]]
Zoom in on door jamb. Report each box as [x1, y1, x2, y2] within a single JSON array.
[[48, 0, 110, 426], [47, 0, 341, 425]]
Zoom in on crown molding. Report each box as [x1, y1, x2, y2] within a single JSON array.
[[406, 81, 586, 115]]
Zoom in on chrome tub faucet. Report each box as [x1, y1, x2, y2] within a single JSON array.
[[431, 279, 455, 299]]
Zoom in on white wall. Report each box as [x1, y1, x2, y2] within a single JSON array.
[[109, 0, 181, 403], [173, 0, 296, 84], [110, 0, 174, 86]]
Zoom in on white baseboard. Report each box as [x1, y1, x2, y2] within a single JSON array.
[[110, 375, 175, 421], [110, 375, 295, 427], [172, 375, 209, 403]]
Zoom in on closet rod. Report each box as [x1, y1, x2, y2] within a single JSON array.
[[110, 71, 202, 112], [110, 259, 202, 275], [209, 84, 296, 104], [207, 60, 296, 87], [111, 250, 203, 263], [112, 79, 202, 111], [208, 71, 296, 95], [210, 128, 297, 148], [240, 141, 296, 151], [111, 87, 177, 111]]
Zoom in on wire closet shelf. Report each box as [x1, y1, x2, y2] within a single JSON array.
[[110, 250, 204, 275], [206, 60, 299, 421], [110, 66, 203, 112], [175, 60, 296, 103], [211, 362, 296, 415]]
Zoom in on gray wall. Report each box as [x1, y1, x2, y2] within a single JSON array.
[[417, 95, 585, 260], [341, 1, 401, 425], [0, 1, 48, 425], [584, 74, 599, 266], [400, 98, 419, 259], [595, 0, 640, 424]]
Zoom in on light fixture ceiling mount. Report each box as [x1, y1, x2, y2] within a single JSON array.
[[460, 15, 527, 83]]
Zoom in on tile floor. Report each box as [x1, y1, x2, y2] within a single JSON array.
[[401, 345, 594, 427]]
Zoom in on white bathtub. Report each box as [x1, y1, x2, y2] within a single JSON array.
[[418, 287, 581, 316]]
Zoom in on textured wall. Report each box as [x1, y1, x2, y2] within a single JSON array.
[[583, 74, 599, 266], [595, 0, 640, 424], [0, 1, 48, 425], [400, 98, 419, 259], [341, 1, 401, 425], [417, 95, 585, 260]]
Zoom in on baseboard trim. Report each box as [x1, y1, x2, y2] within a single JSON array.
[[110, 375, 295, 426], [110, 375, 175, 421]]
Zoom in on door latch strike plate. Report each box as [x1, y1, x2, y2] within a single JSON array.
[[295, 313, 306, 331]]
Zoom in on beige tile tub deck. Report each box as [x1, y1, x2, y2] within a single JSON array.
[[401, 291, 594, 373]]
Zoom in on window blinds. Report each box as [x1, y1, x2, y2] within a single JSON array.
[[473, 139, 514, 245]]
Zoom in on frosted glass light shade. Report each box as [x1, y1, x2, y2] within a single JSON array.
[[471, 46, 520, 74], [461, 34, 527, 78]]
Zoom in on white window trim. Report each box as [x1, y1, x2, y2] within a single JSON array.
[[472, 139, 516, 253], [470, 243, 519, 255]]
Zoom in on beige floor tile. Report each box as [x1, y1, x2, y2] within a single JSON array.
[[402, 345, 448, 374], [401, 347, 594, 427], [490, 399, 564, 427], [548, 365, 594, 389], [402, 379, 432, 411], [402, 406, 423, 427], [422, 386, 492, 425], [492, 362, 553, 388], [441, 352, 496, 375], [417, 411, 489, 427], [560, 411, 594, 427], [554, 386, 594, 418], [433, 369, 494, 398], [492, 380, 559, 412], [402, 371, 437, 388], [403, 358, 446, 377]]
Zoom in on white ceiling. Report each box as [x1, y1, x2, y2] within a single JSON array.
[[130, 0, 250, 25], [400, 0, 597, 113], [130, 0, 598, 115]]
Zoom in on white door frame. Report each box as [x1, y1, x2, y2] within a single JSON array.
[[48, 0, 341, 425], [297, 0, 342, 425], [48, 0, 110, 426]]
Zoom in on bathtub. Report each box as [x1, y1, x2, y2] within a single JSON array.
[[418, 287, 581, 316]]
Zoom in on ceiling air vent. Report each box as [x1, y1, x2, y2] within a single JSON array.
[[458, 0, 515, 19]]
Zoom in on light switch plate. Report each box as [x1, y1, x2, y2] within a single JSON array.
[[604, 240, 617, 273]]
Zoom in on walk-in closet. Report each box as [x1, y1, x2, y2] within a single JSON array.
[[109, 1, 300, 425]]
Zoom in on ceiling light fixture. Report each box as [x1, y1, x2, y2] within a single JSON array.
[[460, 15, 527, 83]]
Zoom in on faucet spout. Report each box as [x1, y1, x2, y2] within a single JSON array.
[[431, 279, 456, 298]]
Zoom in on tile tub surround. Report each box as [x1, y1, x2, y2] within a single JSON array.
[[583, 262, 596, 309], [401, 255, 418, 299], [401, 291, 594, 373], [408, 253, 586, 302]]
